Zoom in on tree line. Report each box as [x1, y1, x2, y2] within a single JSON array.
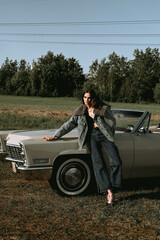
[[0, 48, 160, 103]]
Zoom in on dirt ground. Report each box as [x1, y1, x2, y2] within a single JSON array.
[[0, 159, 160, 240]]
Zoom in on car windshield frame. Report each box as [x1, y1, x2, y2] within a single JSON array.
[[131, 111, 150, 134], [111, 109, 149, 134]]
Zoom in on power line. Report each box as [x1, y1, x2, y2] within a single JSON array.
[[0, 20, 160, 26], [0, 33, 160, 37], [1, 39, 160, 46]]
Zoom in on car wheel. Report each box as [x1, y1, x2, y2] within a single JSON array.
[[53, 156, 92, 196]]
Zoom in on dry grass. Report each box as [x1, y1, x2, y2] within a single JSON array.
[[0, 107, 160, 132], [0, 107, 160, 121], [151, 114, 160, 122], [0, 160, 160, 240], [0, 108, 73, 119]]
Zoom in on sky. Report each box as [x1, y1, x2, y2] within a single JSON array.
[[0, 0, 160, 74]]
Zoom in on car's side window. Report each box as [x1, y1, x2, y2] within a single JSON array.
[[113, 110, 143, 132]]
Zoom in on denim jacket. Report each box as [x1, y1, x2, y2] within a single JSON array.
[[55, 104, 116, 150]]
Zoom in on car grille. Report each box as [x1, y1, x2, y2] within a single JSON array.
[[6, 145, 23, 160]]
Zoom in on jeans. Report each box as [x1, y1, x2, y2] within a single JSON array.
[[90, 128, 122, 193]]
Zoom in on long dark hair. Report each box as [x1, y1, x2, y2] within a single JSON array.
[[82, 89, 110, 109]]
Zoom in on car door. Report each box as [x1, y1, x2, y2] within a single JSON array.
[[131, 112, 160, 178], [111, 109, 145, 179], [131, 132, 160, 178], [115, 133, 134, 179]]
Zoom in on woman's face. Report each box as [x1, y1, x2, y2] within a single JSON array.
[[83, 92, 92, 107]]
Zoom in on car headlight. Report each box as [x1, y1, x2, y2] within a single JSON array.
[[19, 142, 26, 161]]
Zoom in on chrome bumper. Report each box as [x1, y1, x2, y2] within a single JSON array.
[[6, 156, 24, 163], [17, 165, 53, 171], [2, 153, 53, 171]]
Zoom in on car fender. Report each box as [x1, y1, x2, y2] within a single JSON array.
[[52, 148, 91, 169], [58, 148, 89, 156]]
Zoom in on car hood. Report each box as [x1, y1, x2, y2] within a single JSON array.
[[6, 129, 78, 145], [6, 128, 123, 146]]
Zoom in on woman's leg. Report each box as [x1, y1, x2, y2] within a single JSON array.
[[100, 136, 122, 188], [107, 189, 113, 204], [90, 130, 112, 193]]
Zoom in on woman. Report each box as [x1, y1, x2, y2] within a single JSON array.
[[43, 89, 122, 204]]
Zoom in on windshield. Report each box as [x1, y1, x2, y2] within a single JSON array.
[[112, 109, 144, 132]]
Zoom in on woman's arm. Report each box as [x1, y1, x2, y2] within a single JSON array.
[[43, 115, 78, 141]]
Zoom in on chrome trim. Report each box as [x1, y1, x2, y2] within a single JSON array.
[[6, 144, 24, 161], [5, 157, 24, 163], [33, 158, 49, 164], [17, 166, 53, 171]]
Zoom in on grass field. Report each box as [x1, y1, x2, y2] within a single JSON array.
[[0, 95, 160, 113], [0, 95, 160, 130], [0, 95, 160, 239]]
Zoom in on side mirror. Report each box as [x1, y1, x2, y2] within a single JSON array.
[[138, 127, 146, 134], [126, 125, 134, 132]]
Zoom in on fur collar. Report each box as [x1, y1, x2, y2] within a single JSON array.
[[94, 105, 108, 116], [74, 104, 108, 116], [74, 104, 87, 115]]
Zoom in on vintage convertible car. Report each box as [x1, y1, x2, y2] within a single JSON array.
[[0, 109, 160, 196]]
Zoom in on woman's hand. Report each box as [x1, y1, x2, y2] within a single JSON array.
[[42, 135, 57, 141], [93, 122, 99, 128]]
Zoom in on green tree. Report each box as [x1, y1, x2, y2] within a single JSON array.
[[108, 52, 129, 102], [30, 60, 42, 96], [51, 53, 68, 97], [86, 58, 110, 100], [30, 51, 85, 97], [11, 60, 31, 96], [67, 57, 85, 96], [0, 58, 18, 94], [38, 51, 58, 97], [129, 48, 160, 102], [87, 53, 129, 102], [154, 83, 160, 103]]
